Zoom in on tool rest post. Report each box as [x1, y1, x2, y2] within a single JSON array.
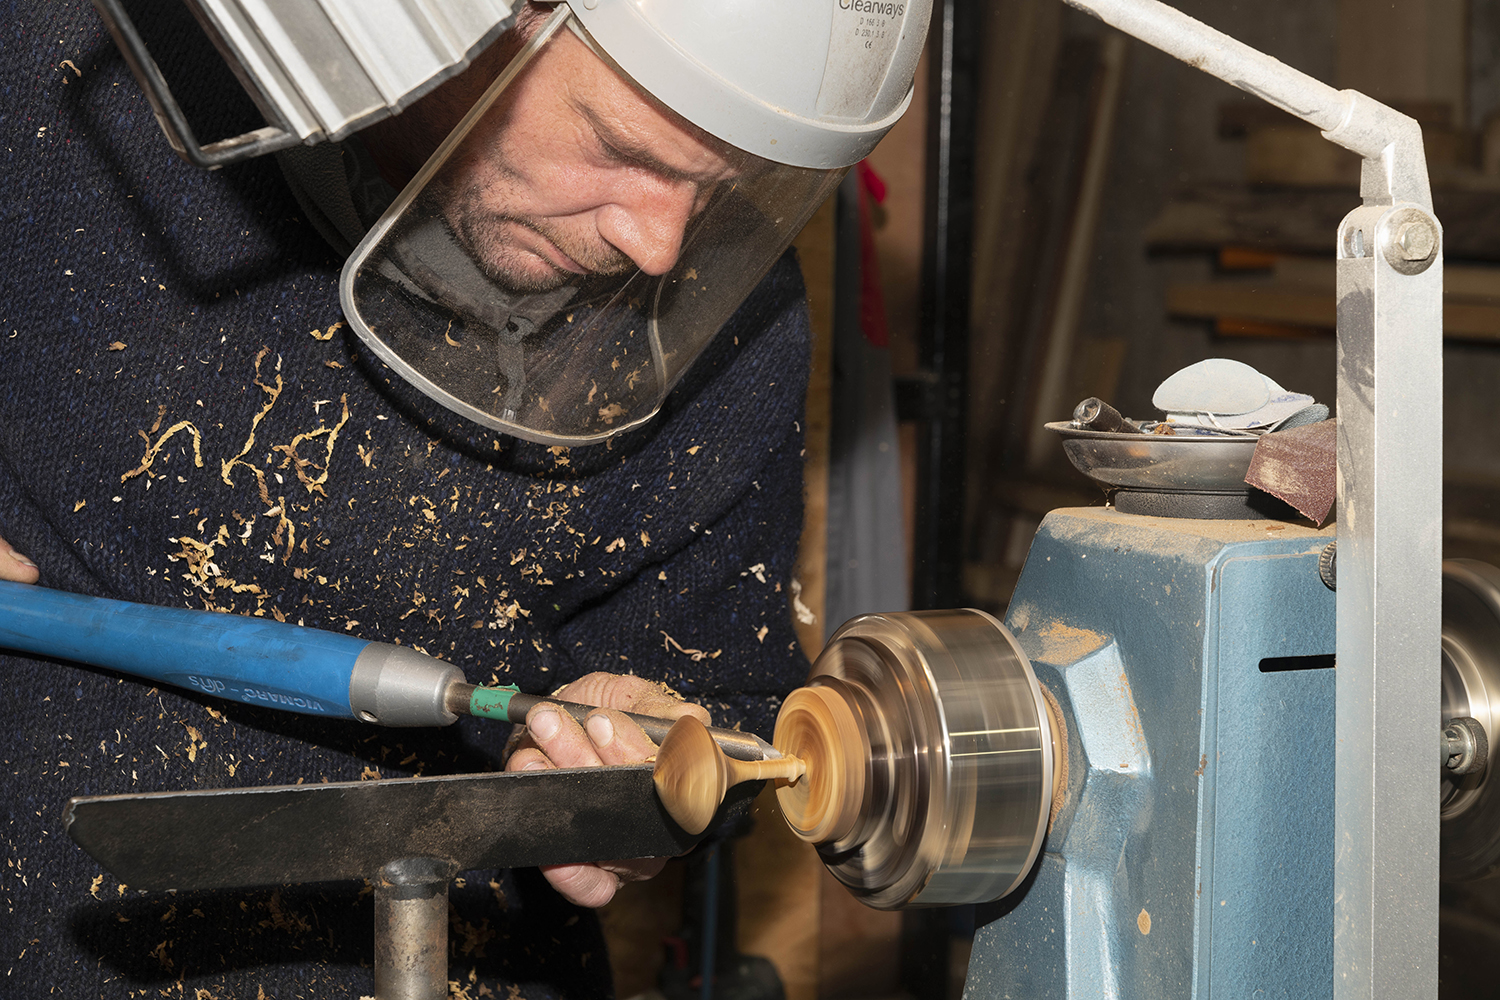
[[374, 858, 452, 1000]]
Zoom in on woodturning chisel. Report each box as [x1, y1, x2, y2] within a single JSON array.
[[0, 580, 775, 761]]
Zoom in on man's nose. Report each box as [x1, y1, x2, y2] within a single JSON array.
[[595, 177, 698, 276]]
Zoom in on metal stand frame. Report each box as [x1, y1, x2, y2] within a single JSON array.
[[1057, 2, 1443, 997]]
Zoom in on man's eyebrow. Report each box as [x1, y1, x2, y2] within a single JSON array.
[[572, 100, 727, 184]]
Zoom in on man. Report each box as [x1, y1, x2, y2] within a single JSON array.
[[0, 0, 925, 994], [366, 9, 737, 290]]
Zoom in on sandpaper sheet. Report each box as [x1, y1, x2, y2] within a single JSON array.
[[1245, 418, 1337, 525]]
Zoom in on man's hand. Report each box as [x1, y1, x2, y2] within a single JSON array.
[[0, 534, 38, 584], [503, 672, 710, 907]]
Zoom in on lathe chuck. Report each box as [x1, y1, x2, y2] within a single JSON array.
[[773, 609, 1060, 909]]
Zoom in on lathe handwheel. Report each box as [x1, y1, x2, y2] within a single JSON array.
[[774, 609, 1057, 909]]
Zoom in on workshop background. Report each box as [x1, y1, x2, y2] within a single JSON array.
[[598, 2, 1500, 1000]]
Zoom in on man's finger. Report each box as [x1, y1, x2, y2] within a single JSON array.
[[524, 702, 603, 769], [0, 540, 39, 584], [540, 862, 622, 909], [561, 672, 711, 726], [503, 746, 553, 772], [539, 857, 667, 908], [598, 856, 667, 885], [648, 697, 712, 726], [584, 709, 660, 766]]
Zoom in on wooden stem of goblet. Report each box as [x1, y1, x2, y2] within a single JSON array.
[[654, 715, 807, 835]]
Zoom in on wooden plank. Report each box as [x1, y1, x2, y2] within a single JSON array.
[[965, 0, 1064, 546], [1445, 302, 1500, 341], [1166, 275, 1500, 341], [1023, 33, 1128, 469], [1166, 282, 1335, 329], [738, 786, 824, 1000], [1271, 257, 1500, 302], [1216, 317, 1329, 340], [1145, 183, 1500, 261], [598, 862, 686, 999], [818, 868, 902, 1000], [1220, 246, 1282, 270], [1246, 125, 1361, 186], [1446, 266, 1500, 301], [1337, 0, 1467, 127], [1244, 121, 1467, 186], [1219, 98, 1456, 138]]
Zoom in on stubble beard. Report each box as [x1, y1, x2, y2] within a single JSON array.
[[440, 180, 634, 295]]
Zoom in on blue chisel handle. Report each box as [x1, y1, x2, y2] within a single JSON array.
[[0, 580, 462, 726]]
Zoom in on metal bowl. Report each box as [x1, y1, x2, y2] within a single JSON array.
[[1046, 421, 1260, 492]]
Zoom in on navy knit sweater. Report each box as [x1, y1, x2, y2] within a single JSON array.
[[0, 4, 812, 997]]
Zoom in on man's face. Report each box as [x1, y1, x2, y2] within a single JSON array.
[[433, 28, 741, 295]]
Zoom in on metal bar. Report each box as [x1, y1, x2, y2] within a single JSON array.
[[1062, 0, 1346, 128], [65, 765, 703, 891], [1037, 3, 1443, 998], [464, 686, 779, 761], [1060, 0, 1431, 207], [1333, 206, 1442, 1000]]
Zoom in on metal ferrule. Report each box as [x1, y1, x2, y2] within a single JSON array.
[[348, 643, 464, 727]]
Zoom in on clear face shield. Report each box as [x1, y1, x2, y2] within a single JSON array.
[[340, 6, 844, 446]]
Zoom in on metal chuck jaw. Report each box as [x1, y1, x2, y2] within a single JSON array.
[[772, 609, 1064, 910]]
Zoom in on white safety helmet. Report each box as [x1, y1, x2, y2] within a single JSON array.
[[99, 0, 931, 445]]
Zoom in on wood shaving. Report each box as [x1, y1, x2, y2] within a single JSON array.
[[221, 347, 283, 497], [661, 631, 721, 661], [790, 578, 816, 625], [122, 405, 205, 483], [270, 394, 349, 497], [267, 497, 297, 562]]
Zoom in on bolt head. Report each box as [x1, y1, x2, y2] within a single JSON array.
[[1396, 221, 1437, 261]]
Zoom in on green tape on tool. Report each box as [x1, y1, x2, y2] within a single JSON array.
[[469, 684, 520, 719]]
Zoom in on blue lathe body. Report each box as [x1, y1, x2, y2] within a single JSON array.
[[965, 507, 1338, 998]]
